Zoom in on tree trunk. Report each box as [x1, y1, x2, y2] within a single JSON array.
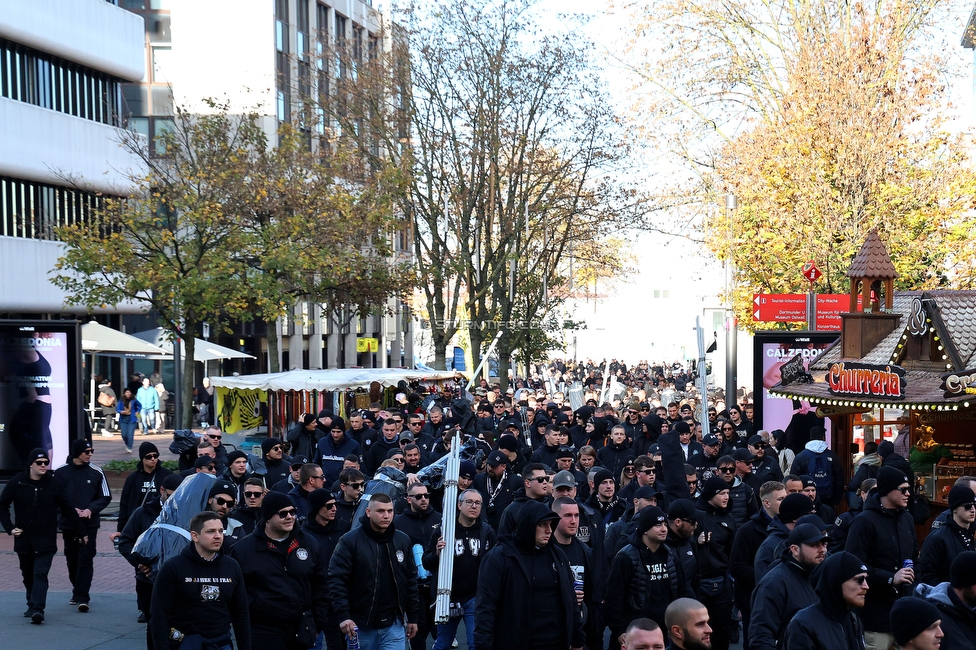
[[182, 325, 197, 429], [267, 318, 281, 373], [469, 327, 484, 386], [433, 346, 447, 371], [496, 335, 511, 392]]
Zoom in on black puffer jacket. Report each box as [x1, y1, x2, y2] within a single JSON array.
[[695, 493, 736, 579], [917, 517, 975, 586], [327, 515, 419, 627], [474, 501, 584, 650], [597, 439, 636, 479], [117, 460, 173, 532], [749, 548, 818, 650], [783, 552, 866, 650], [229, 524, 330, 632], [728, 476, 758, 528], [845, 490, 918, 633]]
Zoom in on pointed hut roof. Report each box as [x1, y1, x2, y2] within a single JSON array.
[[847, 228, 899, 279]]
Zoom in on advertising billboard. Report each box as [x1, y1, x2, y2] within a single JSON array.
[[0, 320, 81, 473], [753, 331, 838, 446]]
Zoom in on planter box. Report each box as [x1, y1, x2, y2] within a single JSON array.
[[105, 469, 134, 491]]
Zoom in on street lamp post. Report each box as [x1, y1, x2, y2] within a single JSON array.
[[725, 193, 738, 407]]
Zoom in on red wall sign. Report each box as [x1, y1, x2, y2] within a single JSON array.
[[753, 294, 807, 322], [827, 362, 906, 398]]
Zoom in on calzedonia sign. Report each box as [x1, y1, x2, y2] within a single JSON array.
[[827, 362, 907, 399]]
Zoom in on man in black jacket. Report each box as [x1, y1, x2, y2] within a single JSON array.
[[302, 489, 350, 650], [845, 466, 919, 650], [473, 450, 520, 531], [497, 462, 551, 537], [112, 441, 173, 541], [917, 551, 976, 650], [119, 473, 182, 643], [150, 511, 251, 650], [230, 491, 329, 649], [394, 482, 443, 650], [0, 448, 86, 624], [53, 438, 111, 612], [783, 551, 868, 650], [474, 501, 585, 650], [329, 492, 419, 649], [918, 485, 976, 586], [695, 476, 737, 650], [423, 488, 496, 650], [729, 480, 785, 649], [606, 505, 694, 648], [749, 523, 827, 650]]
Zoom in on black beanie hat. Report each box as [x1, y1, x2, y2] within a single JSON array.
[[496, 435, 518, 452], [890, 597, 942, 646], [636, 506, 668, 535], [877, 440, 895, 458], [139, 441, 159, 459], [162, 474, 184, 491], [593, 468, 615, 488], [209, 480, 236, 500], [69, 438, 91, 460], [261, 491, 293, 521], [27, 447, 49, 467], [671, 421, 691, 435], [877, 466, 909, 497], [950, 551, 976, 588], [226, 449, 248, 465], [307, 487, 335, 514], [700, 475, 730, 502], [261, 437, 282, 457], [950, 485, 976, 511], [779, 493, 815, 524]]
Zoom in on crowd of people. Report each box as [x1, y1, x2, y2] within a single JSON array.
[[1, 356, 970, 650]]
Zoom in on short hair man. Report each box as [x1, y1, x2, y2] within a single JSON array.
[[329, 493, 419, 648], [150, 511, 251, 649], [497, 462, 550, 537], [622, 618, 666, 650], [664, 598, 712, 650]]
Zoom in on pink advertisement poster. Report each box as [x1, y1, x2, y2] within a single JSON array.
[[0, 327, 72, 471]]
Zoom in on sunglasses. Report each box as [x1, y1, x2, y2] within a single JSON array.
[[345, 482, 364, 489], [276, 508, 298, 518], [410, 493, 430, 499], [624, 466, 636, 472], [34, 460, 49, 466], [687, 479, 699, 485], [214, 496, 236, 507], [962, 503, 976, 510], [898, 486, 912, 495], [244, 492, 263, 499], [752, 443, 767, 449], [208, 435, 222, 441], [852, 575, 869, 586], [717, 467, 735, 473], [323, 502, 337, 509], [270, 446, 282, 451], [409, 421, 423, 426], [83, 449, 94, 454], [722, 427, 734, 431], [638, 469, 656, 476], [144, 453, 160, 460], [529, 476, 550, 484], [309, 475, 325, 481]]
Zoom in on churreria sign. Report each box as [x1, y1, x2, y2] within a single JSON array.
[[827, 362, 907, 399], [940, 368, 976, 399]]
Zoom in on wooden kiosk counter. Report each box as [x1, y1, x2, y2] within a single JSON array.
[[768, 230, 976, 514]]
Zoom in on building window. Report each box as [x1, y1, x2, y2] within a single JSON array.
[[0, 38, 123, 126], [0, 176, 114, 240], [275, 0, 291, 123]]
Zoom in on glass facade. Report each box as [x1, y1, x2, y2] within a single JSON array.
[[0, 176, 112, 240]]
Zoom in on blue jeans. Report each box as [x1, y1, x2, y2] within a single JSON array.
[[358, 621, 406, 650], [119, 419, 137, 451], [140, 409, 155, 433], [431, 597, 475, 650]]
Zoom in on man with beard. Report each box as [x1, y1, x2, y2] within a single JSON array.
[[666, 500, 700, 595], [53, 439, 111, 613], [474, 501, 585, 650], [303, 489, 350, 650], [917, 551, 976, 649], [150, 511, 251, 650], [586, 468, 626, 539], [231, 491, 329, 649], [749, 523, 828, 650], [394, 482, 442, 650], [694, 435, 723, 483], [329, 493, 419, 650], [845, 466, 919, 650], [119, 473, 182, 635], [551, 497, 597, 650], [606, 505, 694, 648], [665, 598, 713, 650], [754, 492, 815, 582], [498, 462, 551, 537], [695, 476, 737, 650], [747, 435, 783, 493], [423, 488, 495, 650], [729, 480, 786, 648], [783, 552, 869, 650]]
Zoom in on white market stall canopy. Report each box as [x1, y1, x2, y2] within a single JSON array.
[[81, 321, 168, 357], [130, 327, 255, 362], [209, 368, 461, 392]]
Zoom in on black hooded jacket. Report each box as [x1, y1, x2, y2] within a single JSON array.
[[845, 490, 918, 632], [597, 439, 636, 478], [730, 508, 772, 611], [117, 459, 173, 532], [917, 582, 976, 650], [783, 554, 866, 650], [632, 414, 662, 456], [695, 493, 736, 579], [119, 495, 163, 582], [749, 548, 818, 650], [497, 488, 548, 539], [917, 516, 975, 586], [53, 441, 111, 530], [474, 501, 584, 650], [0, 468, 85, 553]]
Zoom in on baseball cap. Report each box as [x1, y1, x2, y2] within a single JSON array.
[[290, 455, 310, 469], [702, 434, 720, 446], [787, 522, 829, 546], [731, 448, 754, 462], [486, 450, 509, 467], [553, 470, 577, 489]]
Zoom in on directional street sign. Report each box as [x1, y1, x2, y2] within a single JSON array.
[[753, 294, 807, 322], [802, 260, 822, 283]]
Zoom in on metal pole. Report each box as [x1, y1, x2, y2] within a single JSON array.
[[696, 317, 711, 441], [465, 330, 504, 392], [435, 431, 461, 624], [173, 336, 183, 429], [724, 193, 738, 408], [598, 358, 611, 404]]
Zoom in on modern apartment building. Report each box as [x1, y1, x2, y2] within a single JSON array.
[[0, 0, 146, 317], [120, 0, 416, 372]]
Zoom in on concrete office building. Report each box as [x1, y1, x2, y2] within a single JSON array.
[[0, 0, 146, 317], [120, 0, 416, 372]]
